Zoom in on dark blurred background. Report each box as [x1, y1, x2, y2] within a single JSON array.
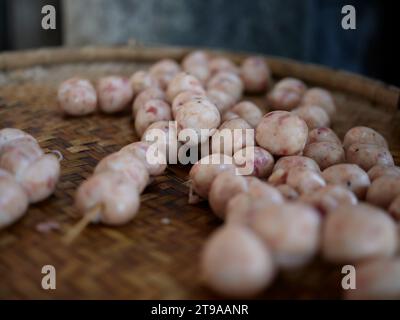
[[0, 0, 398, 85]]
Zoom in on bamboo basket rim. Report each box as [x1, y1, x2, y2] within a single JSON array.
[[0, 45, 399, 112]]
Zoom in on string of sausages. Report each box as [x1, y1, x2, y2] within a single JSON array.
[[0, 128, 60, 228]]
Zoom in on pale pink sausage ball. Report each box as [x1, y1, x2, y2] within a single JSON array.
[[207, 71, 243, 102], [256, 111, 308, 156], [211, 118, 253, 156], [366, 175, 400, 208], [274, 155, 321, 172], [250, 202, 321, 269], [175, 99, 220, 146], [275, 78, 307, 93], [322, 164, 370, 199], [226, 193, 268, 225], [0, 130, 59, 204], [184, 64, 210, 85], [97, 76, 134, 113], [249, 180, 284, 198], [0, 170, 28, 229], [0, 140, 44, 181], [306, 127, 341, 145], [208, 171, 249, 219], [292, 105, 330, 130], [299, 185, 357, 215], [225, 182, 284, 225], [304, 142, 345, 170], [189, 153, 236, 199], [268, 156, 320, 186], [322, 203, 398, 263], [240, 56, 271, 93], [267, 78, 307, 111], [182, 50, 209, 67], [149, 59, 181, 89], [57, 77, 97, 116], [285, 167, 326, 195], [206, 89, 236, 114], [231, 101, 263, 128], [130, 70, 160, 93], [171, 91, 207, 118], [94, 151, 150, 193], [201, 224, 276, 298], [343, 126, 388, 150], [0, 128, 38, 153], [300, 87, 336, 117], [166, 72, 205, 103], [246, 177, 284, 201], [368, 164, 400, 181], [346, 143, 394, 171], [120, 141, 167, 176], [19, 154, 60, 203], [226, 194, 275, 225], [141, 120, 180, 158], [134, 99, 172, 137], [233, 146, 274, 178], [218, 118, 252, 131], [132, 87, 165, 117], [182, 51, 210, 84], [210, 175, 283, 220], [345, 258, 400, 300], [75, 171, 140, 226], [217, 117, 252, 132], [208, 57, 239, 75]]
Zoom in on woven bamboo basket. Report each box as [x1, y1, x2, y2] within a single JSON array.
[[0, 46, 399, 299]]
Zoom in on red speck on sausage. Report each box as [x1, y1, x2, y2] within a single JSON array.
[[147, 106, 158, 114]]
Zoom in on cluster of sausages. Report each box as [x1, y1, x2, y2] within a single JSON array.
[[58, 76, 134, 115], [0, 128, 60, 229], [181, 58, 398, 299], [63, 52, 271, 227], [23, 50, 400, 299]]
